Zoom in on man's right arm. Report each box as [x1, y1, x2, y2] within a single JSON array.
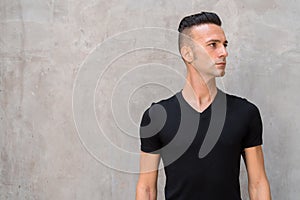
[[136, 151, 161, 200]]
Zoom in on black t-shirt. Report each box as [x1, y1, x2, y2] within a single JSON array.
[[139, 89, 263, 200]]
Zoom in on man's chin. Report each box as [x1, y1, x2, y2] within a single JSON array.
[[215, 70, 225, 77]]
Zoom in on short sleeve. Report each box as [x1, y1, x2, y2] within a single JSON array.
[[139, 104, 163, 154], [242, 105, 263, 149]]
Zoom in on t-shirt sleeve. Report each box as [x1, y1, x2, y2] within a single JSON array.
[[139, 104, 163, 154], [242, 104, 263, 149]]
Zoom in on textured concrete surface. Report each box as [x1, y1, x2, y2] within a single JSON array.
[[1, 0, 300, 199]]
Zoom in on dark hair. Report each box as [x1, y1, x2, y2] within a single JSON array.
[[178, 12, 222, 33]]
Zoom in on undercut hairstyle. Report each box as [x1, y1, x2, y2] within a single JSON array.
[[178, 12, 222, 52], [178, 12, 222, 33]]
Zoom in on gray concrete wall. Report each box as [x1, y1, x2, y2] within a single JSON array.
[[1, 0, 299, 199]]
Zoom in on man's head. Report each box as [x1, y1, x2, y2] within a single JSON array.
[[178, 12, 228, 78]]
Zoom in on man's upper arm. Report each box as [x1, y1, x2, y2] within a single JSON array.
[[137, 151, 161, 187], [137, 103, 163, 193], [136, 152, 160, 200], [243, 145, 268, 183]]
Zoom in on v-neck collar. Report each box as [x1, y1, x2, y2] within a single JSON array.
[[177, 88, 221, 115]]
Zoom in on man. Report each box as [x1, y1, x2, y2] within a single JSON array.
[[136, 12, 271, 200]]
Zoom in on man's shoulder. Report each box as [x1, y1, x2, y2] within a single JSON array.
[[225, 91, 260, 113], [140, 92, 180, 133], [141, 92, 180, 117], [150, 92, 180, 108]]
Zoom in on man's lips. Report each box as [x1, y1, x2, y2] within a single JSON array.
[[215, 62, 226, 67]]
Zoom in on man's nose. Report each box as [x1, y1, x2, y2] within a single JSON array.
[[219, 45, 228, 58]]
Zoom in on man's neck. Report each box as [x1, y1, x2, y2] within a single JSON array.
[[182, 72, 218, 113]]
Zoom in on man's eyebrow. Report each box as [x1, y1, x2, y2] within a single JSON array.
[[206, 39, 228, 44]]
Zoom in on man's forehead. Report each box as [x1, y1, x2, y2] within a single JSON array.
[[190, 24, 226, 41]]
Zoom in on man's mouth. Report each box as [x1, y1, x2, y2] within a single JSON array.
[[215, 62, 226, 67]]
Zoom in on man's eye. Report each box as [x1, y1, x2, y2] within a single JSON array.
[[209, 43, 216, 47], [224, 43, 228, 48]]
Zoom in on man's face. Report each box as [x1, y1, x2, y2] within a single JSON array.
[[189, 24, 228, 78]]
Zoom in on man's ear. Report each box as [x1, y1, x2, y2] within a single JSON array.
[[180, 46, 193, 63]]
